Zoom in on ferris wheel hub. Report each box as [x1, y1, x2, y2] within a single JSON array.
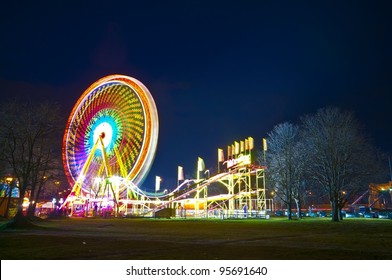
[[92, 121, 113, 148]]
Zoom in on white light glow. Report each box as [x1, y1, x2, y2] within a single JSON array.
[[93, 122, 113, 148]]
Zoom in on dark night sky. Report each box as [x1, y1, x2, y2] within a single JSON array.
[[1, 1, 391, 190]]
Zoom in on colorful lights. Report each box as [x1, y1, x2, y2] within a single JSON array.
[[60, 75, 268, 218], [223, 136, 255, 169], [62, 75, 159, 197]]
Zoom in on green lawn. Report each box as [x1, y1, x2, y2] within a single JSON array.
[[1, 217, 391, 260]]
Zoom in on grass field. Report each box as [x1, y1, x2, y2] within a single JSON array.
[[1, 217, 391, 260]]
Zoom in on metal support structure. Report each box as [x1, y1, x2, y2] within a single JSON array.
[[62, 134, 123, 217], [212, 165, 266, 219], [256, 168, 267, 216]]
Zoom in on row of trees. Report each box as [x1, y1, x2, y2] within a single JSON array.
[[0, 100, 64, 224], [262, 107, 386, 222]]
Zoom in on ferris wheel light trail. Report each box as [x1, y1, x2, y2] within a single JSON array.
[[62, 74, 159, 202]]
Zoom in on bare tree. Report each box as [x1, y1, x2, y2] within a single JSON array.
[[0, 100, 63, 225], [301, 107, 374, 222], [265, 122, 304, 220], [291, 140, 307, 218]]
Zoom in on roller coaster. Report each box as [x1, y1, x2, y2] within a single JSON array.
[[63, 138, 269, 218], [61, 75, 269, 218], [81, 168, 267, 219]]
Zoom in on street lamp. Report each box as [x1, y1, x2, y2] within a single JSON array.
[[52, 198, 57, 211], [155, 176, 161, 193]]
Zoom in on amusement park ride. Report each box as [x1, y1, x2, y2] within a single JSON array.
[[61, 75, 269, 218]]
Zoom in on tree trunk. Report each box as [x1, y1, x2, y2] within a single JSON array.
[[31, 182, 44, 217], [331, 199, 340, 222], [287, 201, 292, 220], [295, 198, 302, 219], [6, 209, 36, 229], [27, 203, 36, 218], [338, 207, 344, 221], [7, 185, 36, 228], [15, 185, 26, 219], [15, 198, 24, 218]]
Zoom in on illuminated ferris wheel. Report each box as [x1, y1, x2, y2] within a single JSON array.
[[62, 75, 158, 200]]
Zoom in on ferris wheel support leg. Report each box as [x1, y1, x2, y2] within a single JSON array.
[[114, 146, 128, 178], [62, 138, 102, 208], [99, 137, 112, 178], [108, 182, 119, 217]]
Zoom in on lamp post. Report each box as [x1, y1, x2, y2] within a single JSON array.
[[155, 176, 161, 193], [270, 191, 275, 212], [52, 198, 57, 212], [204, 169, 210, 179]]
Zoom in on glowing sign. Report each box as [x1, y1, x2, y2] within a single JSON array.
[[227, 154, 251, 168]]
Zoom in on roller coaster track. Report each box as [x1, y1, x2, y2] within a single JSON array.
[[134, 164, 266, 216], [145, 171, 235, 214]]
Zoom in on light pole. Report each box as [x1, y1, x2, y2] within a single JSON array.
[[52, 198, 57, 212], [155, 176, 161, 193]]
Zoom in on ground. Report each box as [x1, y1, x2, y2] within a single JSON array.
[[1, 217, 391, 260]]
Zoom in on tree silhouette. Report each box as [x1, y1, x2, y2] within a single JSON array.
[[0, 100, 63, 226], [265, 122, 304, 219], [301, 107, 375, 221]]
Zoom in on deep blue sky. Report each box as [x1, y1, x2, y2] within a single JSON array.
[[1, 1, 391, 190]]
